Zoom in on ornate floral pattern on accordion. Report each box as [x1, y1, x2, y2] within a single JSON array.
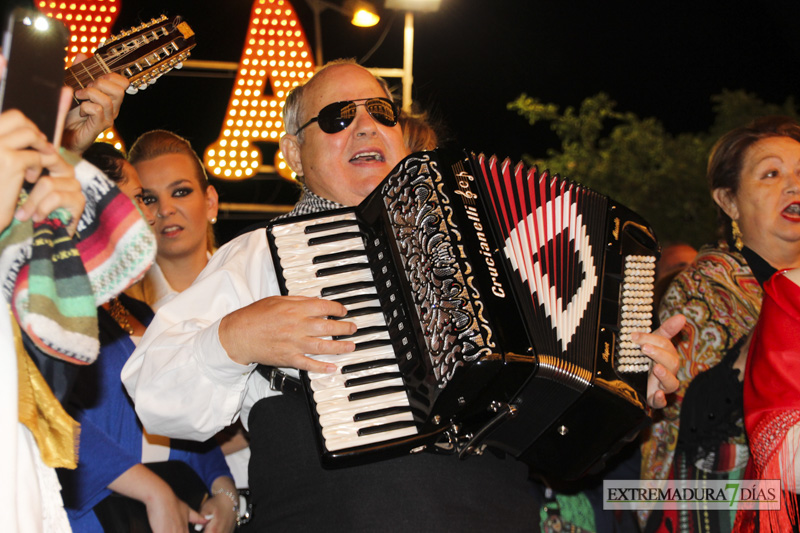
[[267, 149, 658, 477]]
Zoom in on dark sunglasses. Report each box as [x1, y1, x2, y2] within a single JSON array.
[[294, 97, 399, 135]]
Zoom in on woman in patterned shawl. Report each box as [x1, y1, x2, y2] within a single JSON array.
[[640, 116, 800, 532]]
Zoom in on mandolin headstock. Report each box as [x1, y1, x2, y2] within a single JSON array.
[[64, 15, 196, 99]]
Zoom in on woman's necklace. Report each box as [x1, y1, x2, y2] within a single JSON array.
[[108, 297, 134, 335]]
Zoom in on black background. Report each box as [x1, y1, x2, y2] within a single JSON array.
[[56, 0, 800, 240]]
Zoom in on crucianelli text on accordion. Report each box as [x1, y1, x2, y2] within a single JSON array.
[[266, 149, 658, 479]]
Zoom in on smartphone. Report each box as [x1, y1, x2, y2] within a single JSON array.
[[0, 7, 69, 145]]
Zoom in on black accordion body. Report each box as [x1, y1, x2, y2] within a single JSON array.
[[267, 149, 658, 478]]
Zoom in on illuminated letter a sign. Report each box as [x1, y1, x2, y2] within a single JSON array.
[[204, 0, 314, 180]]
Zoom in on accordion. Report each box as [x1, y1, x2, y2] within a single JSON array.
[[267, 149, 658, 478]]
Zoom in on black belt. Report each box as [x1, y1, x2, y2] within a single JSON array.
[[257, 365, 304, 396]]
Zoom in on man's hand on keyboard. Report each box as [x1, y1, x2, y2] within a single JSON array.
[[219, 295, 356, 372]]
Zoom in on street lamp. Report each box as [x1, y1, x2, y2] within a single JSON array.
[[384, 0, 441, 11], [305, 0, 440, 112], [351, 2, 381, 27], [307, 0, 380, 66]]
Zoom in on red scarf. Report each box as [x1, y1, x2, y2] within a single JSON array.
[[737, 271, 800, 532]]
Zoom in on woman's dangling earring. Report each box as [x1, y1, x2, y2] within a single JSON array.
[[731, 219, 744, 251]]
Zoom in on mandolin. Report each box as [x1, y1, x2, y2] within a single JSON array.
[[63, 14, 196, 102]]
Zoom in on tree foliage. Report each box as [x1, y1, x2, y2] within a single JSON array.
[[507, 90, 798, 247]]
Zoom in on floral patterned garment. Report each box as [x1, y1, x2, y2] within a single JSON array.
[[639, 241, 763, 529]]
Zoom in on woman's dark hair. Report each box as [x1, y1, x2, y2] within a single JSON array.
[[708, 115, 800, 235], [83, 142, 128, 184]]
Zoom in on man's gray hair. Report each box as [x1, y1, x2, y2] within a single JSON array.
[[283, 59, 395, 141]]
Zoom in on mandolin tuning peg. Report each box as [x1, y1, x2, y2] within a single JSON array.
[[174, 62, 184, 70], [125, 86, 139, 95]]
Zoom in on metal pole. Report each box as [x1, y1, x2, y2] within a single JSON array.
[[402, 11, 414, 111], [312, 0, 324, 66]]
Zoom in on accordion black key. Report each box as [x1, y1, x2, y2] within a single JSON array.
[[267, 149, 658, 478]]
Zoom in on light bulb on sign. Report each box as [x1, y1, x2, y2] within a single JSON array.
[[203, 0, 315, 181]]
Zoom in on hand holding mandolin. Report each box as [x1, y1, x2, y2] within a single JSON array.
[[61, 15, 196, 155], [62, 54, 128, 155]]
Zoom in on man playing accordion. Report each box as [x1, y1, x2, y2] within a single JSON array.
[[122, 59, 683, 532]]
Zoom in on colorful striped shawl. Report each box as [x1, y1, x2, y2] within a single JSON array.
[[1, 158, 156, 364]]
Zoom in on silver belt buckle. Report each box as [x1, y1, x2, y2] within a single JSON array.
[[267, 367, 287, 392]]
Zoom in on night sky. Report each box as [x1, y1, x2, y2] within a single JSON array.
[[96, 0, 800, 238]]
